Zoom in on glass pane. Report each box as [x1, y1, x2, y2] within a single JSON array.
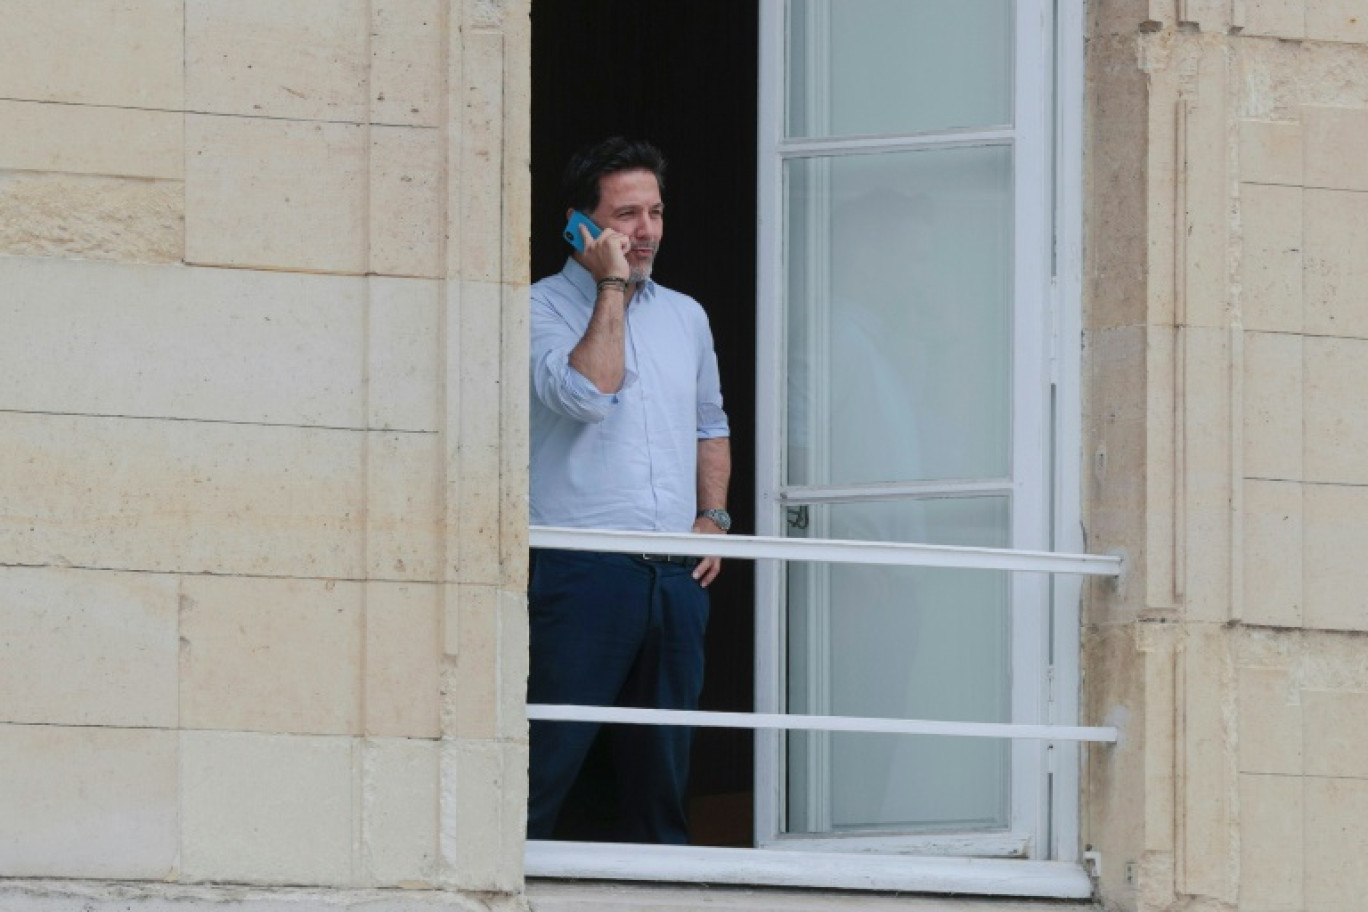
[[785, 497, 1010, 834], [784, 147, 1012, 487], [786, 0, 1013, 138]]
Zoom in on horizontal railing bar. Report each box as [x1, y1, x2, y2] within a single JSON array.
[[778, 478, 1012, 503], [530, 526, 1123, 577], [528, 704, 1119, 744], [778, 127, 1015, 158]]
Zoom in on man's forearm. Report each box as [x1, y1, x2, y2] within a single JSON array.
[[696, 436, 731, 511], [567, 287, 627, 392]]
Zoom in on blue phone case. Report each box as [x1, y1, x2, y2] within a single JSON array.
[[563, 211, 601, 252]]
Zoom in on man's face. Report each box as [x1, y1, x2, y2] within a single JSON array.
[[588, 168, 663, 283]]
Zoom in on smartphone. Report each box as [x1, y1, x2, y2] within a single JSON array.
[[563, 210, 602, 252]]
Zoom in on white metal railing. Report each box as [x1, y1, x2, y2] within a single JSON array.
[[527, 525, 1121, 744], [525, 525, 1121, 897]]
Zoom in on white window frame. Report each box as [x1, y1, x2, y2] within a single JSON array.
[[524, 0, 1094, 898], [753, 0, 1067, 860]]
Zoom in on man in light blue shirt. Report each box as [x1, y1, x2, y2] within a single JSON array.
[[527, 138, 731, 843]]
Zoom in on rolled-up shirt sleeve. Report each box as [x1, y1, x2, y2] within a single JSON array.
[[530, 294, 638, 424], [695, 318, 730, 439]]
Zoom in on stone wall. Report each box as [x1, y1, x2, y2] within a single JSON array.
[[0, 0, 530, 905], [1084, 2, 1368, 910]]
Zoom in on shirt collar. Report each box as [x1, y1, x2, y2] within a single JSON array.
[[562, 257, 657, 305]]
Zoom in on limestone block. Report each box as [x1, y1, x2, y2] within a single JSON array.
[[368, 277, 442, 432], [0, 412, 365, 578], [1304, 106, 1368, 192], [186, 115, 366, 274], [1304, 188, 1368, 336], [1240, 0, 1306, 38], [1304, 776, 1368, 911], [371, 0, 444, 128], [1303, 482, 1368, 631], [499, 283, 532, 576], [0, 257, 368, 427], [1179, 327, 1233, 621], [365, 582, 441, 739], [0, 724, 178, 879], [0, 0, 183, 109], [179, 576, 362, 736], [1241, 480, 1304, 628], [1237, 665, 1303, 774], [1306, 0, 1368, 43], [186, 0, 367, 122], [443, 583, 499, 739], [1303, 689, 1368, 778], [1239, 120, 1304, 187], [0, 173, 183, 263], [1084, 327, 1151, 617], [0, 101, 182, 179], [180, 730, 354, 886], [447, 280, 507, 584], [440, 739, 527, 892], [1179, 624, 1235, 901], [498, 586, 530, 743], [449, 31, 506, 283], [1084, 34, 1149, 331], [1305, 336, 1368, 484], [366, 431, 442, 581], [0, 567, 178, 727], [1242, 331, 1303, 481], [501, 8, 533, 289], [1239, 184, 1303, 334], [371, 126, 443, 278], [1178, 40, 1233, 330], [362, 737, 440, 887], [1238, 773, 1304, 912], [1081, 624, 1149, 900]]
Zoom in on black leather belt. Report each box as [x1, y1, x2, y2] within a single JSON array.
[[637, 553, 700, 567]]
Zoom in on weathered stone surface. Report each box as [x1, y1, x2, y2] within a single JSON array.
[[0, 0, 184, 109], [0, 173, 182, 263], [1239, 184, 1303, 334], [1304, 187, 1368, 337], [362, 737, 441, 887], [371, 126, 444, 278], [1303, 482, 1368, 631], [1241, 480, 1304, 628], [1238, 773, 1304, 911], [440, 739, 527, 892], [1304, 336, 1368, 484], [179, 576, 362, 736], [0, 725, 178, 880], [1243, 332, 1303, 482], [0, 257, 367, 427], [364, 582, 441, 739], [186, 0, 368, 122], [185, 115, 367, 274], [180, 730, 354, 886], [0, 411, 365, 578], [0, 101, 182, 179], [1241, 0, 1307, 39], [1304, 777, 1368, 911], [0, 567, 178, 727], [371, 0, 445, 128]]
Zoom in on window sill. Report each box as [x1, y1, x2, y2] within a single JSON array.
[[525, 842, 1094, 900]]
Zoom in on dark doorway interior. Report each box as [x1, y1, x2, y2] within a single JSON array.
[[530, 0, 759, 847]]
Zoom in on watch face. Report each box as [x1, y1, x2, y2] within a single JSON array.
[[702, 509, 732, 531]]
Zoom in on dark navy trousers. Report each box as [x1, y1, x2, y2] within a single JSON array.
[[526, 548, 709, 844]]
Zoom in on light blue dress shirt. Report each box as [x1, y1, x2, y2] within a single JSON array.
[[530, 258, 730, 533]]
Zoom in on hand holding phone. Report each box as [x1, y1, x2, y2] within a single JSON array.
[[563, 211, 602, 252]]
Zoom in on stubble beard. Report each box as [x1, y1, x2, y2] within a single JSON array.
[[629, 243, 658, 285]]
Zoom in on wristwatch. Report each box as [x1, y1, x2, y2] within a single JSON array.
[[696, 508, 732, 532]]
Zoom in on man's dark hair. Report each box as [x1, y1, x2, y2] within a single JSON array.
[[562, 137, 667, 214]]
